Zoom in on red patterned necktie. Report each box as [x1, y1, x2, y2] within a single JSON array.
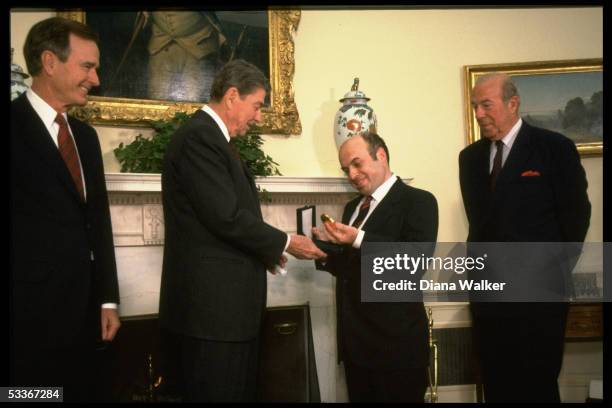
[[351, 195, 373, 229], [55, 114, 85, 201]]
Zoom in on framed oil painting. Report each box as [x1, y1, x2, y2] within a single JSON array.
[[58, 9, 301, 134], [464, 59, 602, 156]]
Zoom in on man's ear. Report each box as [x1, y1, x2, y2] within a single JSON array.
[[224, 87, 239, 107], [40, 50, 57, 75], [376, 146, 387, 162], [508, 95, 520, 114]]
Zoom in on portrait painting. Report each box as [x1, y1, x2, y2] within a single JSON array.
[[465, 59, 602, 156], [86, 11, 269, 104], [58, 10, 302, 134]]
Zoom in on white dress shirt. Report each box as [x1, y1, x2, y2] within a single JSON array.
[[350, 173, 398, 249]]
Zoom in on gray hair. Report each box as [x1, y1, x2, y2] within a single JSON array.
[[475, 73, 519, 102], [209, 59, 269, 102]]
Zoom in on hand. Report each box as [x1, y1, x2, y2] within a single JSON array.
[[311, 226, 330, 241], [268, 254, 288, 275], [278, 254, 288, 268], [287, 234, 327, 260], [101, 308, 121, 342], [323, 221, 358, 245]]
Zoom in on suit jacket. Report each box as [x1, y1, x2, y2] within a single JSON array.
[[318, 177, 438, 369], [159, 110, 286, 342], [459, 120, 591, 316], [10, 93, 120, 353]]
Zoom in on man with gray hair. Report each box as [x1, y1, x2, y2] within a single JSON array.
[[459, 73, 591, 402], [159, 59, 326, 402]]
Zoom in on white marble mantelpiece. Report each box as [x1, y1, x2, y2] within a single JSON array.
[[106, 172, 362, 193], [107, 173, 360, 247]]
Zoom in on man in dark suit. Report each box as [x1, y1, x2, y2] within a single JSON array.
[[159, 59, 325, 402], [10, 17, 121, 401], [313, 132, 439, 402], [459, 73, 591, 402]]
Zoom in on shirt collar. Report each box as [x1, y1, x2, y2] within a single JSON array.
[[496, 117, 522, 150], [370, 173, 398, 203], [202, 104, 230, 143], [26, 88, 66, 130]]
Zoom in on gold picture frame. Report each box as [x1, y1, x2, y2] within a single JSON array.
[[464, 59, 602, 156], [58, 9, 302, 135]]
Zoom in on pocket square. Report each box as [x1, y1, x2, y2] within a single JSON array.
[[521, 170, 541, 177]]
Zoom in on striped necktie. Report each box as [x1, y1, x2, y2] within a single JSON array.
[[351, 195, 373, 228]]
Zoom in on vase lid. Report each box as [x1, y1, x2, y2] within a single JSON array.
[[339, 77, 370, 102]]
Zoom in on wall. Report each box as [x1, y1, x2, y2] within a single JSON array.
[[10, 7, 603, 244], [10, 7, 604, 402], [285, 7, 603, 243]]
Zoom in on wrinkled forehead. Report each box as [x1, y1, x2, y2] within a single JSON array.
[[472, 79, 502, 101]]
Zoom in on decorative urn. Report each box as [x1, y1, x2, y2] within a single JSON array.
[[11, 48, 30, 101], [334, 78, 377, 149]]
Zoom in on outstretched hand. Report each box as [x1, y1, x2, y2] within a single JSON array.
[[287, 234, 327, 260]]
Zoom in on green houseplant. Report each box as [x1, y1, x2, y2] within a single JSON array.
[[114, 111, 281, 178]]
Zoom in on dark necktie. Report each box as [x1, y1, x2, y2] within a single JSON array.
[[490, 140, 504, 191], [351, 195, 373, 229], [56, 114, 85, 201], [229, 142, 252, 179], [228, 142, 241, 161]]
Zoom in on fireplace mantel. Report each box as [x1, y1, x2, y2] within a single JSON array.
[[105, 172, 413, 193]]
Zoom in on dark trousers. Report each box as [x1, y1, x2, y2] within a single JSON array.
[[471, 303, 569, 403], [12, 343, 98, 402], [344, 361, 428, 402], [179, 334, 260, 402], [11, 293, 101, 402]]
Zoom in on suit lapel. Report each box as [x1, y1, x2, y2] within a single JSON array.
[[195, 110, 263, 217], [17, 96, 84, 202], [240, 160, 258, 195], [495, 121, 532, 189], [474, 140, 491, 197], [242, 163, 262, 219], [360, 177, 402, 230], [343, 198, 360, 225], [69, 118, 91, 203]]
